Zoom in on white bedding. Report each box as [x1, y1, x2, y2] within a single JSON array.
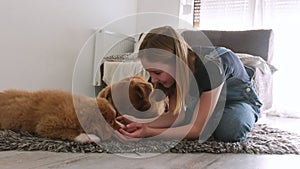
[[102, 60, 149, 85]]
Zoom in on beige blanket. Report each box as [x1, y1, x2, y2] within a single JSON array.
[[103, 60, 149, 85]]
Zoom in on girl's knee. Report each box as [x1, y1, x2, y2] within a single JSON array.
[[212, 103, 257, 142], [213, 120, 252, 142]]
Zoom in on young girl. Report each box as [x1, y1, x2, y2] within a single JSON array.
[[114, 26, 262, 143]]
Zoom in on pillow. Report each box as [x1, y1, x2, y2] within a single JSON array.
[[235, 53, 277, 111], [102, 53, 149, 85], [235, 53, 278, 74], [104, 53, 138, 62]]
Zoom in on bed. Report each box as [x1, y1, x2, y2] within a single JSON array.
[[93, 29, 275, 112]]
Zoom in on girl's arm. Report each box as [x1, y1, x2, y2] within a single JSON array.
[[144, 111, 185, 128], [118, 83, 224, 140]]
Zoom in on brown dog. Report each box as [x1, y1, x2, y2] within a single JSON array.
[[98, 75, 167, 119], [0, 90, 120, 143], [0, 76, 167, 143]]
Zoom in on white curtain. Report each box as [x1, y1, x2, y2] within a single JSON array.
[[263, 0, 300, 118], [186, 0, 300, 118]]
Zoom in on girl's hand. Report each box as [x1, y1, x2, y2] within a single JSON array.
[[113, 130, 141, 143], [114, 115, 151, 143], [119, 122, 149, 138], [116, 115, 156, 125], [116, 115, 136, 126]]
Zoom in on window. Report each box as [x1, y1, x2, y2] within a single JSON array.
[[193, 0, 201, 28], [194, 0, 252, 30]]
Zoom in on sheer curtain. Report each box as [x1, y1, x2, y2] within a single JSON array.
[[188, 0, 300, 118], [263, 0, 300, 117]]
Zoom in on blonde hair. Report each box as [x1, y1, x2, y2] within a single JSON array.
[[138, 26, 196, 115]]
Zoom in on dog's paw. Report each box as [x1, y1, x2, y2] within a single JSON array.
[[74, 133, 101, 143], [87, 134, 101, 143]]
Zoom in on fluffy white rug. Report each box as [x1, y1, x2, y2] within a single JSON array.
[[0, 124, 299, 154]]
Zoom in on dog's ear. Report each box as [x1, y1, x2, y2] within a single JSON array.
[[133, 83, 152, 99], [76, 111, 114, 141], [95, 98, 121, 140], [96, 122, 114, 141], [135, 85, 146, 99], [88, 120, 113, 141], [127, 83, 152, 112], [98, 86, 112, 101]]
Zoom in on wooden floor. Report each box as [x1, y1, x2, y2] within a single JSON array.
[[1, 151, 300, 169], [1, 116, 299, 169]]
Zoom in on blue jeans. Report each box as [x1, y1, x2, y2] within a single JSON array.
[[186, 84, 260, 143], [211, 101, 257, 142], [198, 82, 261, 143], [185, 46, 262, 142]]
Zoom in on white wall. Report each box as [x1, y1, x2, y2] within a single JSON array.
[[0, 0, 182, 97], [0, 0, 137, 96], [136, 0, 181, 33]]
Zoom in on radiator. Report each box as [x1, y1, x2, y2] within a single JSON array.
[[93, 30, 135, 86]]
